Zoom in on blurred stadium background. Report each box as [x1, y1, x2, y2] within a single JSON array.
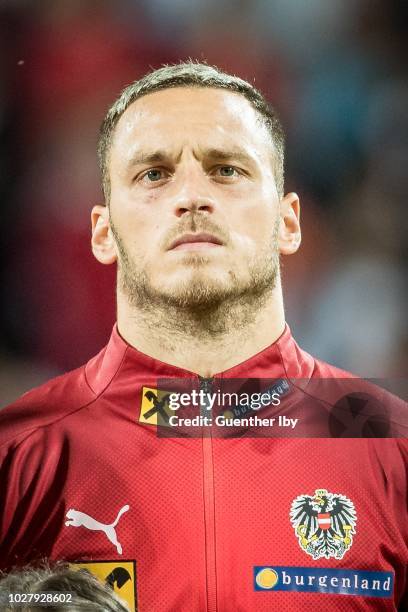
[[0, 0, 406, 405]]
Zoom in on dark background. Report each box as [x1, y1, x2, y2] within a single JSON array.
[[1, 0, 407, 405]]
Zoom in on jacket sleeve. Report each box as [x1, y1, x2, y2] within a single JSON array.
[[0, 428, 68, 570]]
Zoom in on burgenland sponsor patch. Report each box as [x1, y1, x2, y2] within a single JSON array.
[[254, 566, 393, 598]]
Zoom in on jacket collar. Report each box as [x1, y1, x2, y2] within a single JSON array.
[[85, 324, 315, 395]]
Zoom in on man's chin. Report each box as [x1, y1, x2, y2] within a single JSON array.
[[120, 255, 279, 312], [152, 281, 236, 309], [154, 265, 232, 293], [145, 271, 271, 310], [173, 252, 214, 266]]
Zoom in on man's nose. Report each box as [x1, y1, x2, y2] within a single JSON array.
[[171, 168, 216, 218]]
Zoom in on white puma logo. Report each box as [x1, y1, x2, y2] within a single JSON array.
[[65, 504, 129, 555]]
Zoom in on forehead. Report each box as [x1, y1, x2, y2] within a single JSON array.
[[110, 87, 273, 164]]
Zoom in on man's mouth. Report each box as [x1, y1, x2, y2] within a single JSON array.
[[168, 233, 224, 251]]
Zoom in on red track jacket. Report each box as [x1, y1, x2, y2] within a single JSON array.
[[0, 325, 407, 611]]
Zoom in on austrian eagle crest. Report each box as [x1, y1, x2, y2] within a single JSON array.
[[290, 488, 357, 560]]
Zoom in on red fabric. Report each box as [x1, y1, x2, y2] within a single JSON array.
[[0, 325, 407, 611]]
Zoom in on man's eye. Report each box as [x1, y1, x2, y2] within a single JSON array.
[[143, 169, 165, 182], [217, 166, 238, 177]]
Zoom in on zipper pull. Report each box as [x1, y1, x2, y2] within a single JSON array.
[[198, 376, 214, 417]]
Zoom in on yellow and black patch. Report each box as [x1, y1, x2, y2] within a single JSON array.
[[70, 560, 137, 611], [139, 386, 173, 426]]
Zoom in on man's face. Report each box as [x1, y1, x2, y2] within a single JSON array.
[[107, 87, 283, 310]]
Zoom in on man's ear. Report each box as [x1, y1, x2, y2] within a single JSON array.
[[91, 205, 117, 265], [278, 192, 301, 255]]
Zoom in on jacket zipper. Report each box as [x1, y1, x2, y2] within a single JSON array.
[[199, 376, 217, 612]]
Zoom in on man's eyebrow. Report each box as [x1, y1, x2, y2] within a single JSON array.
[[126, 151, 176, 169], [202, 148, 256, 165]]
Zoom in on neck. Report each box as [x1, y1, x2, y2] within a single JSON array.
[[116, 281, 285, 377]]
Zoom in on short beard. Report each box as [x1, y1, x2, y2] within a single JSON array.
[[112, 220, 280, 337]]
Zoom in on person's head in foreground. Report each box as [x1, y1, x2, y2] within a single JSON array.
[[92, 61, 301, 375], [0, 562, 129, 611]]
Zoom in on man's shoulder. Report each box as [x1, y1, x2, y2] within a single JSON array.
[[304, 355, 408, 438], [0, 362, 96, 450], [310, 354, 358, 379]]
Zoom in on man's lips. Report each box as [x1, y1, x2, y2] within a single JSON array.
[[168, 233, 224, 251]]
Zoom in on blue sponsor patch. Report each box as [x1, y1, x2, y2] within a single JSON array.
[[254, 566, 393, 598]]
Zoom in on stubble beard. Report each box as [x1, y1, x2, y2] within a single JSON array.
[[112, 221, 280, 337]]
